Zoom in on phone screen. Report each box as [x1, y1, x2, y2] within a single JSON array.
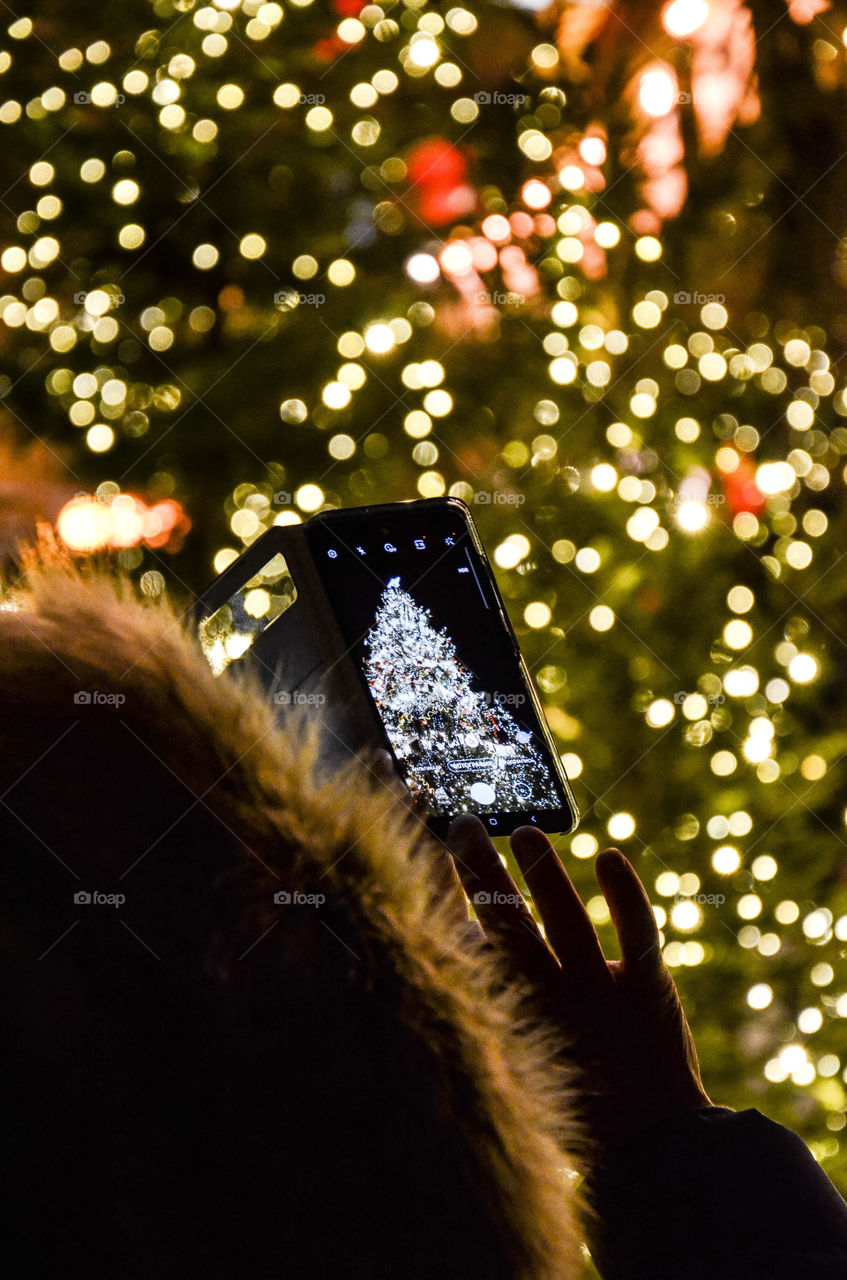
[[307, 499, 577, 835]]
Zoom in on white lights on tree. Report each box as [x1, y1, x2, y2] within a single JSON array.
[[363, 578, 560, 813]]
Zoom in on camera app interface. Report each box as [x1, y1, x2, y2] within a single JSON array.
[[310, 506, 566, 821]]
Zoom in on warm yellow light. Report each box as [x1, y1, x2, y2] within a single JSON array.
[[756, 461, 795, 494], [440, 241, 473, 275], [724, 619, 752, 648], [671, 901, 701, 931], [747, 983, 772, 1010], [494, 535, 531, 569], [662, 0, 709, 37], [788, 653, 817, 683], [676, 499, 708, 532], [112, 179, 139, 205], [364, 323, 394, 353], [646, 698, 675, 728], [712, 845, 741, 874], [86, 424, 114, 452], [723, 666, 758, 697], [524, 601, 552, 629], [408, 35, 439, 67], [295, 484, 324, 513], [57, 498, 112, 551], [589, 605, 615, 632], [571, 832, 598, 859], [607, 812, 635, 840], [579, 136, 606, 166], [638, 66, 677, 117], [591, 463, 617, 491]]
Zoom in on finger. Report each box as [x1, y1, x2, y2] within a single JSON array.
[[447, 815, 560, 989], [510, 825, 612, 992], [447, 815, 535, 924], [595, 849, 663, 977]]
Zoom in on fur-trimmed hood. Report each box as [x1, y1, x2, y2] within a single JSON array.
[[0, 550, 583, 1280]]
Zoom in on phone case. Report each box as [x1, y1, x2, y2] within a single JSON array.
[[195, 522, 388, 775], [197, 499, 578, 832]]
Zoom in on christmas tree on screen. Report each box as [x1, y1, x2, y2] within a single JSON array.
[[363, 576, 559, 811], [2, 0, 847, 1191]]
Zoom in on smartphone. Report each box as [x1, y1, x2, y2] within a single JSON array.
[[301, 498, 578, 836]]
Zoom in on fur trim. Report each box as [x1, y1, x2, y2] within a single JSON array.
[[0, 551, 584, 1279]]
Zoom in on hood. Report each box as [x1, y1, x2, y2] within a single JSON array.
[[0, 539, 583, 1280]]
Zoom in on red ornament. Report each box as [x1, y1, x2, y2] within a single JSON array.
[[721, 453, 766, 516], [313, 34, 346, 62], [404, 137, 477, 227]]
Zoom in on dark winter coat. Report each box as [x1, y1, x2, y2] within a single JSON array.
[[1, 552, 847, 1279]]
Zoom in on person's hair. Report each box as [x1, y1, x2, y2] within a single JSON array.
[[0, 546, 582, 1280]]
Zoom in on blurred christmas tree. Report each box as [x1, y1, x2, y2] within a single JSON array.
[[364, 575, 561, 810], [2, 0, 847, 1192]]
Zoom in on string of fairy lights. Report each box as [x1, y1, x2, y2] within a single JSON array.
[[2, 0, 847, 1163]]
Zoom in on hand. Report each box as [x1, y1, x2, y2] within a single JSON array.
[[446, 815, 713, 1154]]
